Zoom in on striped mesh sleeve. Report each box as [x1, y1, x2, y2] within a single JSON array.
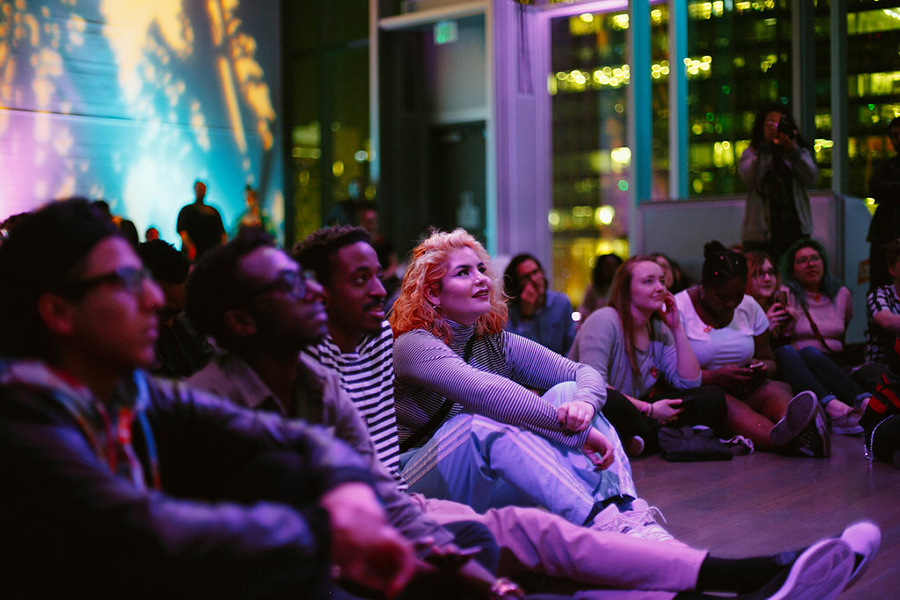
[[393, 330, 589, 448]]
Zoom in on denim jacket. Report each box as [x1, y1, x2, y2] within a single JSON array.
[[0, 359, 373, 599]]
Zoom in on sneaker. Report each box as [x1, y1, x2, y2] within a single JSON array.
[[626, 435, 645, 457], [840, 521, 881, 591], [588, 502, 621, 532], [615, 499, 675, 542], [831, 410, 864, 436], [794, 405, 831, 458], [771, 391, 818, 446], [761, 538, 853, 600]]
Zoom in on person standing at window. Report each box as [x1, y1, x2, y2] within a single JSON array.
[[739, 105, 818, 264]]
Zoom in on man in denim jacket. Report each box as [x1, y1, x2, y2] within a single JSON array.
[[0, 199, 415, 599]]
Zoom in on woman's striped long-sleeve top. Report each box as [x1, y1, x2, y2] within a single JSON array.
[[394, 320, 606, 450]]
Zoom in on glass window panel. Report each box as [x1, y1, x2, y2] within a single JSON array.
[[547, 4, 670, 304], [284, 1, 370, 244], [842, 0, 900, 197], [549, 8, 634, 305], [686, 0, 795, 197]]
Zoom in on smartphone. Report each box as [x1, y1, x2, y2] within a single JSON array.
[[748, 361, 765, 373], [773, 290, 787, 306]]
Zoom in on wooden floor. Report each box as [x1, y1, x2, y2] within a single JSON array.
[[631, 432, 899, 598]]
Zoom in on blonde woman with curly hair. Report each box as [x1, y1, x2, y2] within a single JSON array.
[[389, 229, 670, 537]]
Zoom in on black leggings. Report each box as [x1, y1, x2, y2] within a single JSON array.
[[603, 385, 728, 453]]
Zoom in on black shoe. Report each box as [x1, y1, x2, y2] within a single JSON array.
[[793, 405, 831, 458], [771, 391, 818, 446]]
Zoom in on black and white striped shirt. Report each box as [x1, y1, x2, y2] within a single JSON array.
[[304, 321, 403, 481], [394, 320, 606, 450]]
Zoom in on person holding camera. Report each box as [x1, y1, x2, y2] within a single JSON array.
[[739, 105, 819, 264]]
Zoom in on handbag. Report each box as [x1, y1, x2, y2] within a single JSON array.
[[657, 425, 734, 462]]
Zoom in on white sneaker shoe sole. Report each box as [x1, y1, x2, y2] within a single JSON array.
[[840, 521, 881, 591], [767, 538, 853, 600]]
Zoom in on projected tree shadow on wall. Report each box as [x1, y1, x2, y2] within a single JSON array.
[[0, 0, 282, 243]]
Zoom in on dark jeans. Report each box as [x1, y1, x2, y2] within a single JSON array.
[[852, 361, 886, 396], [775, 345, 869, 408], [869, 240, 892, 292], [602, 385, 728, 454]]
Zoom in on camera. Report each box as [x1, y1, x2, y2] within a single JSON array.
[[778, 119, 798, 140]]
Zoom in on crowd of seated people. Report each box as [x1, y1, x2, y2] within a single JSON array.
[[501, 226, 900, 472], [0, 197, 890, 599]]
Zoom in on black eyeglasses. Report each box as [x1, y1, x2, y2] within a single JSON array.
[[794, 254, 822, 266], [248, 269, 318, 300], [59, 266, 154, 298]]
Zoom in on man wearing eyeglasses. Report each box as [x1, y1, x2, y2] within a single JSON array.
[[185, 228, 518, 599], [0, 199, 416, 599]]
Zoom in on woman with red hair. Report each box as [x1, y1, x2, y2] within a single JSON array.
[[390, 229, 671, 537]]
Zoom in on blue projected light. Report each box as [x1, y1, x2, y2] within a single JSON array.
[[0, 0, 283, 243]]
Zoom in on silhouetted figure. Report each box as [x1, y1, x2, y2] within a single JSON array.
[[578, 253, 624, 320], [92, 199, 139, 248], [176, 180, 226, 262], [233, 185, 276, 238], [868, 117, 900, 291]]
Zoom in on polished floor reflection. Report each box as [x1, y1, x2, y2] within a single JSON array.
[[632, 431, 897, 599]]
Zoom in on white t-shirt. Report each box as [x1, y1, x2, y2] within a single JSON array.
[[675, 290, 769, 370]]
